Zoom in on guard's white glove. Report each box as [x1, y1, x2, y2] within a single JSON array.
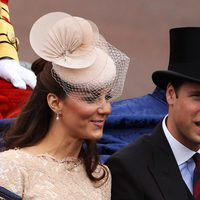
[[0, 58, 36, 89]]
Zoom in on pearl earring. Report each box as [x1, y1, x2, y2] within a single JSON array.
[[56, 112, 60, 120]]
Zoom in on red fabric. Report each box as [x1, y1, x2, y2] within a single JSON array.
[[1, 0, 11, 25], [0, 78, 32, 119], [1, 0, 8, 5], [193, 153, 200, 199], [2, 16, 11, 24]]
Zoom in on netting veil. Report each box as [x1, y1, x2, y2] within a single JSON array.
[[30, 12, 130, 101]]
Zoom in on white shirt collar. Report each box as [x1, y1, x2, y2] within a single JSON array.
[[162, 115, 200, 165]]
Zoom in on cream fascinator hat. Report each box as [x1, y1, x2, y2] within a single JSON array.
[[30, 12, 130, 101]]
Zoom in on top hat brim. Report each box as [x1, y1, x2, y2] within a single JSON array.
[[152, 70, 200, 90]]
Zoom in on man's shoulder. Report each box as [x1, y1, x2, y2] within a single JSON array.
[[106, 122, 164, 164]]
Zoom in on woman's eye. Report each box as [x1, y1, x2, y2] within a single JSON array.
[[105, 94, 112, 100], [80, 92, 112, 103], [81, 96, 97, 103]]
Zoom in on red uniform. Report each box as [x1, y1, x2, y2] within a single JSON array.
[[0, 0, 32, 119]]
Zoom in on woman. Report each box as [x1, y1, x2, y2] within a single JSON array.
[[0, 12, 129, 199]]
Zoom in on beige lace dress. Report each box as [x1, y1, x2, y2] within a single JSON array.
[[0, 149, 111, 200]]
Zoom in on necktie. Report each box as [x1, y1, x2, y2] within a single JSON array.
[[193, 153, 200, 199]]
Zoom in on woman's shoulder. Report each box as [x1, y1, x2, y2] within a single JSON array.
[[0, 149, 25, 197], [0, 149, 25, 163], [0, 149, 20, 161], [0, 149, 33, 170]]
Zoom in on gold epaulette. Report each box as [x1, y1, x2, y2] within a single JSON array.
[[0, 1, 10, 20], [0, 1, 19, 61]]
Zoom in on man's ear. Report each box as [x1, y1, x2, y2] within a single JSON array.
[[166, 83, 176, 105], [47, 93, 62, 113]]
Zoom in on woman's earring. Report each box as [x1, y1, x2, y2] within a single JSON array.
[[56, 112, 60, 120]]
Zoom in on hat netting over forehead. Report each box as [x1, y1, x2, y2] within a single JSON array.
[[29, 12, 130, 102]]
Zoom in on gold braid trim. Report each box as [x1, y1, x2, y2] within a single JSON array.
[[0, 1, 19, 61], [0, 1, 9, 20]]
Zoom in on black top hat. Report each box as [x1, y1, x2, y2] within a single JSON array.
[[152, 27, 200, 89]]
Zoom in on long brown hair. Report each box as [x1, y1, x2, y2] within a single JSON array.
[[5, 58, 105, 182]]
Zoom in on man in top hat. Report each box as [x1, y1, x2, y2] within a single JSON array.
[[106, 27, 200, 200]]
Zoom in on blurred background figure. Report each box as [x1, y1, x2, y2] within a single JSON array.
[[0, 0, 36, 119]]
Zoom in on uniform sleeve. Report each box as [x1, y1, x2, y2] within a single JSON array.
[[0, 155, 24, 197], [0, 0, 19, 61]]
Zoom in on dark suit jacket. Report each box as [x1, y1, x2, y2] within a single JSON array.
[[105, 122, 194, 200]]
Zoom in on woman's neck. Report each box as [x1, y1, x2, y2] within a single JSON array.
[[22, 123, 83, 160]]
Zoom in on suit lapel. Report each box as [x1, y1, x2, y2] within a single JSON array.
[[148, 123, 193, 200]]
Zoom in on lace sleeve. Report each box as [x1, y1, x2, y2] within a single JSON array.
[[0, 153, 24, 197]]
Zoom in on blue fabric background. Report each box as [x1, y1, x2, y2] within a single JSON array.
[[98, 87, 167, 162]]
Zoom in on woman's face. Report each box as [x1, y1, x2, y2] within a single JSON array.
[[58, 89, 112, 141]]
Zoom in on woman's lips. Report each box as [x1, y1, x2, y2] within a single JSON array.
[[90, 120, 105, 128]]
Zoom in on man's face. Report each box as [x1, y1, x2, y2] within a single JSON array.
[[166, 81, 200, 151]]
